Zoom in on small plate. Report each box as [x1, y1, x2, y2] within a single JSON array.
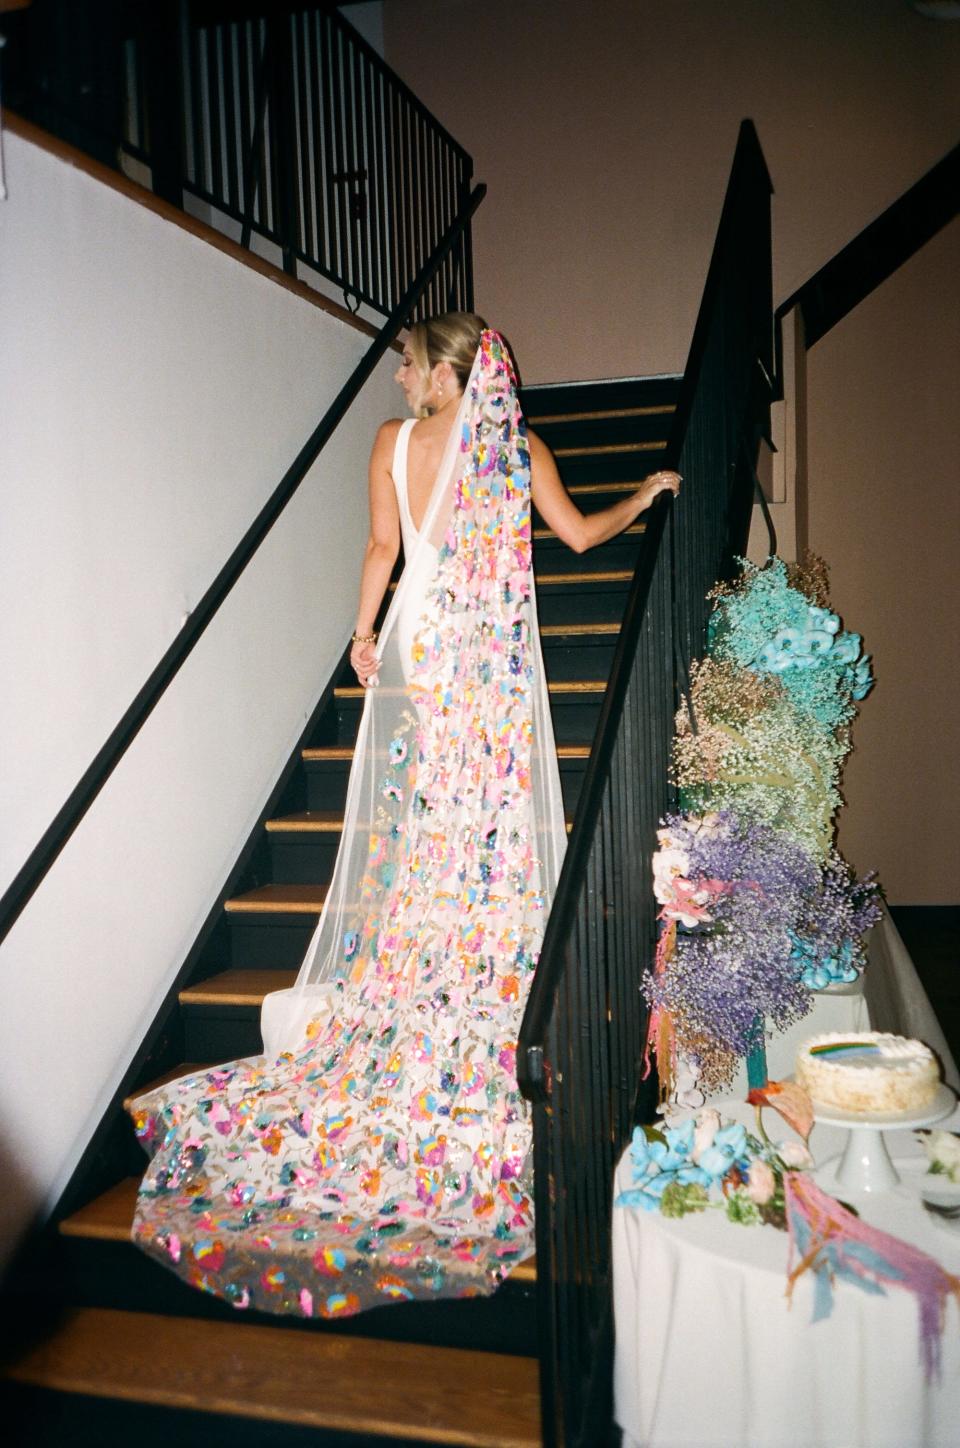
[[919, 1176, 960, 1209]]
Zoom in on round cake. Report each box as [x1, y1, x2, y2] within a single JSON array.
[[796, 1031, 940, 1114]]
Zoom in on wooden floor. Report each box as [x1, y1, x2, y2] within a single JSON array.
[[5, 1308, 542, 1448]]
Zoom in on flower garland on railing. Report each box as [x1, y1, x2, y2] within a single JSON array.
[[644, 554, 882, 1103]]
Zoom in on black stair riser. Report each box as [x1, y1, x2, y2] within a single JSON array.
[[531, 413, 673, 450], [304, 753, 588, 815], [535, 581, 631, 627], [331, 682, 604, 747], [183, 1008, 268, 1060], [533, 536, 641, 573], [58, 1236, 537, 1356], [521, 375, 680, 415], [230, 915, 320, 969], [268, 834, 340, 883], [551, 450, 668, 487]]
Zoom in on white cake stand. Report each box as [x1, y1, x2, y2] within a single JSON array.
[[812, 1083, 955, 1195]]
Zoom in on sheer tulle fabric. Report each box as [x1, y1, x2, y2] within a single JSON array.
[[128, 332, 567, 1315]]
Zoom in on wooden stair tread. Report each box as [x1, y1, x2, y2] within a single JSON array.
[[4, 1306, 542, 1446], [180, 968, 296, 1007], [527, 403, 675, 424], [390, 566, 632, 591], [533, 521, 644, 540], [335, 680, 605, 700], [60, 1177, 140, 1241], [267, 810, 574, 834], [303, 742, 593, 761], [224, 884, 327, 914], [265, 810, 343, 832], [567, 479, 643, 495], [537, 569, 632, 585], [123, 1062, 207, 1111], [553, 439, 665, 457], [58, 1176, 537, 1284], [540, 621, 620, 636]]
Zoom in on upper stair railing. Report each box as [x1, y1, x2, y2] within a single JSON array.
[[775, 137, 959, 359], [517, 119, 774, 1448], [3, 0, 474, 318]]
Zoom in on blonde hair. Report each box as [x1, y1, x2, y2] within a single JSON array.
[[406, 311, 487, 415]]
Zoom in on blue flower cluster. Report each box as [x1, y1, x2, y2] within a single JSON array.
[[710, 560, 873, 730], [788, 929, 858, 990], [614, 1118, 748, 1212]]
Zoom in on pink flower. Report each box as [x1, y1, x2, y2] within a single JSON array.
[[746, 1159, 776, 1204], [777, 1141, 814, 1170]]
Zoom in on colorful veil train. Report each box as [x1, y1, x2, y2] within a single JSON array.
[[129, 330, 568, 1316]]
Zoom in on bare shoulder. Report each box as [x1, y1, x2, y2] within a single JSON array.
[[374, 417, 406, 448], [370, 417, 405, 467]]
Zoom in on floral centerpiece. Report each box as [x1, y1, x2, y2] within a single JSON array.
[[616, 1101, 813, 1228]]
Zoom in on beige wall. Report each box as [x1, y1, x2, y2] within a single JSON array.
[[385, 1, 960, 904], [806, 220, 960, 904], [385, 0, 960, 384]]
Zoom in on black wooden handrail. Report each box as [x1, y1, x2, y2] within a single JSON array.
[[0, 183, 486, 949], [517, 119, 773, 1448], [775, 139, 959, 355]]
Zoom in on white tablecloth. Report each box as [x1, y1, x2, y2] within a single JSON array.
[[615, 911, 960, 1447], [613, 1102, 960, 1447]]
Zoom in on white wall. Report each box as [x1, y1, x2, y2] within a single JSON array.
[[0, 130, 398, 1262]]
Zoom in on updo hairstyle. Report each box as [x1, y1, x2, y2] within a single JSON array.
[[406, 311, 487, 416]]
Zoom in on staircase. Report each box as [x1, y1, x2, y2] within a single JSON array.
[[1, 375, 679, 1446]]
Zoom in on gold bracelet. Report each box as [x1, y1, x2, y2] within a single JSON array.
[[351, 630, 377, 645]]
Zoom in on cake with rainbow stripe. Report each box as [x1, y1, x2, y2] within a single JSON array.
[[796, 1031, 940, 1114]]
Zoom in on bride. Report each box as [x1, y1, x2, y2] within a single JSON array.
[[129, 316, 679, 1318]]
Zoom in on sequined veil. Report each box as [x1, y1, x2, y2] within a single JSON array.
[[129, 331, 567, 1316]]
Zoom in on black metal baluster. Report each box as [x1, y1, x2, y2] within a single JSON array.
[[363, 52, 383, 311], [349, 37, 368, 305], [308, 8, 328, 280], [220, 20, 240, 215], [387, 82, 405, 312], [292, 11, 314, 268]]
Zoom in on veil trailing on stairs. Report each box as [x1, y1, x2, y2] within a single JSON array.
[[129, 331, 568, 1314]]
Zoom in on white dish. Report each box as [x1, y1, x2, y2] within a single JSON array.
[[810, 1082, 955, 1131]]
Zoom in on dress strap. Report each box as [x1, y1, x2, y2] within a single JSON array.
[[392, 418, 416, 499], [392, 418, 418, 545]]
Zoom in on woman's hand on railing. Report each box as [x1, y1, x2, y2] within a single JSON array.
[[637, 470, 682, 510]]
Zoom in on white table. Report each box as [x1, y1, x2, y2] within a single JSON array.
[[615, 908, 960, 1447], [613, 1100, 960, 1447]]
